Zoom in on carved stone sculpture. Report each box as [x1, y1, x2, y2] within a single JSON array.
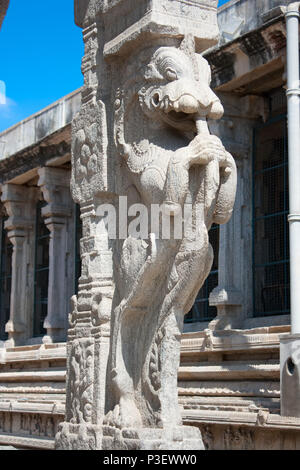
[[102, 38, 236, 450], [56, 0, 236, 450]]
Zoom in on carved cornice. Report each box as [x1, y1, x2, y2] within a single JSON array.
[[206, 17, 287, 94], [0, 126, 71, 185]]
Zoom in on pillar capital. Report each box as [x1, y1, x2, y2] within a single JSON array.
[[75, 0, 219, 57], [1, 183, 37, 233], [38, 167, 72, 222]]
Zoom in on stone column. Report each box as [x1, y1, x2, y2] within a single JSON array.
[[208, 94, 266, 330], [37, 167, 74, 344], [1, 184, 37, 347], [56, 0, 236, 450], [208, 161, 243, 330], [54, 10, 115, 443]]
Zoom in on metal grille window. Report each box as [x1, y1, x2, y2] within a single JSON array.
[[33, 201, 50, 337], [185, 224, 219, 323], [253, 115, 289, 316], [0, 218, 12, 341], [74, 204, 82, 295]]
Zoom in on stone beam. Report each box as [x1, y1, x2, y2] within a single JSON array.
[[207, 19, 287, 94]]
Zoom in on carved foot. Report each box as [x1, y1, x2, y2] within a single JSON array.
[[104, 397, 142, 429]]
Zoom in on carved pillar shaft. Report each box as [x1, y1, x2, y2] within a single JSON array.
[[208, 165, 243, 330], [38, 167, 74, 343], [46, 219, 65, 333], [56, 0, 236, 451], [208, 94, 266, 330], [1, 184, 37, 346], [64, 199, 113, 438], [7, 233, 26, 337]]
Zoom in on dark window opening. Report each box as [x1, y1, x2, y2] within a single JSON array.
[[185, 224, 219, 323], [0, 217, 12, 341], [253, 115, 289, 317], [33, 201, 50, 337]]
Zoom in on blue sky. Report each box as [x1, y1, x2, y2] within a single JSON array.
[[0, 0, 230, 133]]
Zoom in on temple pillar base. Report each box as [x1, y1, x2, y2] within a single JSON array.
[[42, 329, 66, 344], [55, 423, 204, 450], [55, 423, 103, 450], [102, 425, 204, 451]]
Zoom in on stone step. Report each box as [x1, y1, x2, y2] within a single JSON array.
[[183, 408, 300, 431], [181, 326, 289, 357], [179, 395, 280, 414], [0, 394, 65, 404], [0, 432, 55, 450], [0, 371, 66, 382], [178, 362, 280, 381], [178, 380, 280, 398], [0, 331, 284, 449], [0, 400, 65, 415], [0, 382, 65, 394], [0, 344, 66, 364]]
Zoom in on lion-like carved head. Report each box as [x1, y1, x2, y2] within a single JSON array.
[[138, 47, 224, 132]]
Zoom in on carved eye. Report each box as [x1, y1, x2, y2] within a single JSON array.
[[151, 93, 160, 107], [165, 68, 177, 81]]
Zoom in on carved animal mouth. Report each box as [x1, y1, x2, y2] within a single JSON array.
[[160, 108, 197, 132], [166, 110, 195, 122]]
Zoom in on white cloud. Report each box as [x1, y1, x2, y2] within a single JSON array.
[[0, 80, 6, 105]]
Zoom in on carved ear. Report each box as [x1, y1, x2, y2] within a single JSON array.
[[179, 34, 196, 55], [144, 64, 163, 81], [180, 34, 199, 80]]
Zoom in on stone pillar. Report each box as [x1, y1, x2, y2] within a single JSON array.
[[1, 184, 37, 346], [208, 94, 266, 330], [56, 0, 236, 450], [37, 167, 74, 344], [208, 162, 243, 330]]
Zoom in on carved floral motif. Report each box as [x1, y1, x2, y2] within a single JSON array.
[[69, 339, 94, 424]]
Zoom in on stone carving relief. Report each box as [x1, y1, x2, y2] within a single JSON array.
[[0, 411, 60, 439], [68, 338, 94, 425], [102, 37, 237, 448], [57, 0, 236, 451], [71, 101, 108, 203], [200, 424, 214, 450], [224, 426, 255, 451]]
